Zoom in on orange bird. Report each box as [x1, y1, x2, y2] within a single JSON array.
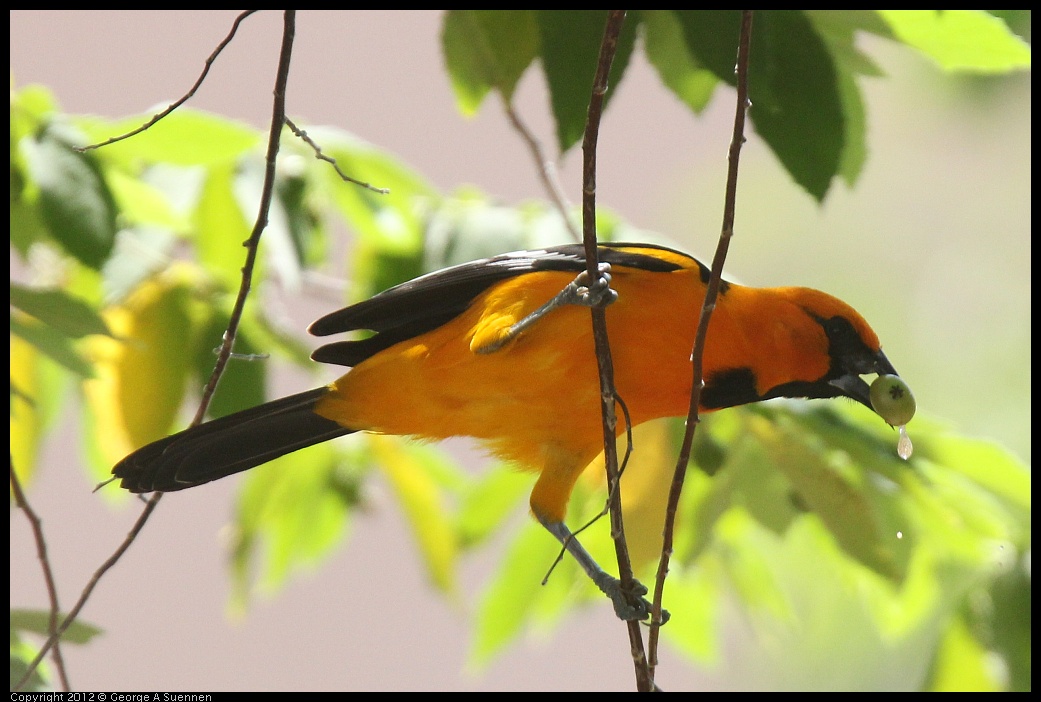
[[113, 242, 899, 620]]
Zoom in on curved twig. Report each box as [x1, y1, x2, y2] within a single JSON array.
[[647, 9, 755, 680], [77, 10, 260, 152], [285, 117, 390, 194], [10, 457, 70, 691], [14, 11, 299, 689]]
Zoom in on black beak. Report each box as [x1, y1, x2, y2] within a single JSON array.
[[828, 349, 898, 411]]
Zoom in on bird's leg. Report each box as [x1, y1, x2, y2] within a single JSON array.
[[537, 515, 668, 624], [475, 263, 617, 354]]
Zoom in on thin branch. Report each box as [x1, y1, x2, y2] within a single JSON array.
[[10, 458, 70, 691], [581, 9, 655, 693], [192, 9, 296, 424], [501, 99, 581, 242], [542, 392, 635, 584], [13, 492, 162, 692], [285, 117, 390, 194], [15, 11, 299, 689], [647, 9, 755, 679], [77, 10, 260, 152]]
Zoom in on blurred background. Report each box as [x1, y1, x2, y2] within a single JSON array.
[[10, 10, 1030, 691]]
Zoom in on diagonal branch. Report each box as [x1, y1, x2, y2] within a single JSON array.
[[77, 10, 260, 152], [13, 490, 162, 691], [14, 10, 299, 690], [285, 117, 390, 194], [647, 9, 755, 680], [501, 99, 581, 243], [192, 8, 296, 424]]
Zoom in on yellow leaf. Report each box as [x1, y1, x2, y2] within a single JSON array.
[[10, 332, 43, 487], [368, 435, 458, 593], [82, 267, 196, 470], [579, 419, 679, 568]]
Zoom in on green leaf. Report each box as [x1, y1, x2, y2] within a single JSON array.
[[442, 10, 538, 114], [805, 11, 888, 77], [986, 11, 1032, 43], [804, 11, 883, 186], [277, 160, 327, 269], [918, 433, 1031, 516], [675, 438, 741, 567], [641, 10, 718, 114], [987, 556, 1032, 692], [471, 520, 574, 667], [10, 86, 57, 257], [99, 227, 178, 304], [715, 509, 796, 621], [878, 10, 1032, 73], [424, 192, 560, 269], [76, 109, 261, 167], [10, 315, 94, 378], [831, 64, 868, 187], [675, 10, 845, 200], [369, 436, 458, 593], [756, 414, 906, 581], [535, 10, 639, 153], [105, 168, 187, 231], [10, 284, 112, 339], [235, 157, 300, 288], [9, 648, 46, 692], [456, 463, 532, 548], [306, 126, 437, 250], [925, 615, 1005, 691], [10, 608, 103, 645], [9, 84, 59, 131], [652, 402, 1031, 685], [9, 188, 51, 258], [193, 162, 256, 290], [748, 10, 845, 201], [238, 303, 314, 368], [657, 569, 722, 663], [231, 443, 357, 608], [21, 127, 118, 268], [299, 126, 438, 300]]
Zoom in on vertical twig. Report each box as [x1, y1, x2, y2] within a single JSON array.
[[581, 9, 655, 692], [13, 10, 299, 690], [647, 10, 755, 679]]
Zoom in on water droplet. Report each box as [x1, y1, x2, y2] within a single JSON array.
[[897, 425, 913, 460]]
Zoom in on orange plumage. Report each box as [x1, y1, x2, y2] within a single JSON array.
[[113, 242, 897, 619]]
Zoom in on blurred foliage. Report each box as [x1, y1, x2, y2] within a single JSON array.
[[9, 609, 102, 691], [442, 10, 1029, 200], [10, 10, 1030, 691]]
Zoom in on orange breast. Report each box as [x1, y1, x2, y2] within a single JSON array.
[[314, 265, 705, 471]]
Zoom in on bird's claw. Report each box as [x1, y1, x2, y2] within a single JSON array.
[[596, 572, 670, 625], [570, 263, 618, 309]]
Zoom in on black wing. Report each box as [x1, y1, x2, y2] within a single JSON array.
[[308, 242, 689, 367], [112, 388, 352, 493]]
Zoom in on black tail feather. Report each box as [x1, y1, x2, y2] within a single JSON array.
[[112, 388, 353, 493]]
